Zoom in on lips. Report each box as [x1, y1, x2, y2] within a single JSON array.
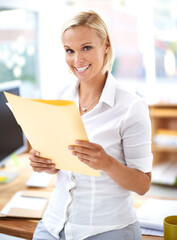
[[74, 65, 90, 73]]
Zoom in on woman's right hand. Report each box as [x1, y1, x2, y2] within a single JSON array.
[[29, 149, 58, 174]]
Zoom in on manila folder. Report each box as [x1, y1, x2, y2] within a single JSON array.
[[4, 92, 100, 176]]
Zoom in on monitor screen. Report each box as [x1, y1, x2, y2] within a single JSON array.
[[0, 81, 27, 167]]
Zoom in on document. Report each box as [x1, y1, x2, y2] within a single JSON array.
[[137, 198, 177, 236], [4, 92, 100, 176], [0, 191, 51, 218], [140, 227, 163, 237]]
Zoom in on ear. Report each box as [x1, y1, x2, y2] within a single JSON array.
[[105, 38, 110, 54]]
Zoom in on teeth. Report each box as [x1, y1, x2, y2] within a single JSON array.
[[75, 65, 89, 72]]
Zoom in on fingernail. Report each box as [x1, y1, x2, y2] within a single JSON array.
[[47, 160, 51, 163], [68, 146, 73, 150], [75, 140, 80, 144], [35, 152, 40, 156]]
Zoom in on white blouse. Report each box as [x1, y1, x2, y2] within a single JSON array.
[[42, 73, 153, 240]]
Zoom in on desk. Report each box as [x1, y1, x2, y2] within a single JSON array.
[[0, 154, 55, 239], [0, 154, 164, 240]]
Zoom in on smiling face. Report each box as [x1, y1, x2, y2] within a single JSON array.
[[62, 26, 109, 84]]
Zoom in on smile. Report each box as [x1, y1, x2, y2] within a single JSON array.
[[74, 65, 90, 73]]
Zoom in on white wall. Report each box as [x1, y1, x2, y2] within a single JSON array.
[[38, 1, 68, 98]]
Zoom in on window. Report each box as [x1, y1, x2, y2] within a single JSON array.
[[154, 0, 177, 81], [0, 9, 39, 97]]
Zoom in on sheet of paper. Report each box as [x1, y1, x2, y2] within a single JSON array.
[[141, 227, 164, 237], [137, 198, 177, 231], [1, 191, 47, 215], [4, 92, 100, 176]]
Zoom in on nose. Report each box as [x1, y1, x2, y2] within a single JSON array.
[[74, 52, 84, 65]]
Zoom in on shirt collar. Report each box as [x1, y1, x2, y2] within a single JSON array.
[[73, 73, 117, 108], [72, 78, 79, 98], [99, 73, 117, 108]]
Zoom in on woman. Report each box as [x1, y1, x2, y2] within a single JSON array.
[[30, 10, 153, 240]]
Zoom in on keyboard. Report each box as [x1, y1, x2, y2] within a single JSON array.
[[26, 172, 54, 187]]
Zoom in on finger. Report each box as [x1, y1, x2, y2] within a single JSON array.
[[75, 140, 98, 149], [30, 161, 56, 170], [32, 167, 51, 173], [29, 154, 52, 164], [69, 145, 96, 157], [78, 157, 97, 170], [72, 151, 94, 161], [29, 149, 40, 157]]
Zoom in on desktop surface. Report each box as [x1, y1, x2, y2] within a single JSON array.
[[0, 154, 55, 239], [0, 154, 165, 240]]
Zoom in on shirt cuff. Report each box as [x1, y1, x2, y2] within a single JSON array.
[[125, 154, 153, 173]]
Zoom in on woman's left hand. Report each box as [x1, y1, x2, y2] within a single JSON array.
[[69, 141, 151, 195], [68, 140, 111, 171]]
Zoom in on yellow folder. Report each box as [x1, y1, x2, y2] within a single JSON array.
[[4, 92, 100, 176]]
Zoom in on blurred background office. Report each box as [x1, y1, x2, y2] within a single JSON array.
[[0, 1, 177, 240], [0, 0, 177, 101], [0, 0, 177, 188]]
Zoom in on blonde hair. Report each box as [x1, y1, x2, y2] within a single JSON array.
[[61, 10, 114, 74]]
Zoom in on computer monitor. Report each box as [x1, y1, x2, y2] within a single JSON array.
[[0, 80, 27, 167]]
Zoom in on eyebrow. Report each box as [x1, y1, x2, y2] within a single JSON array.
[[64, 42, 93, 48], [81, 42, 93, 46]]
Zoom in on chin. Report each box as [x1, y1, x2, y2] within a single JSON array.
[[75, 72, 91, 82]]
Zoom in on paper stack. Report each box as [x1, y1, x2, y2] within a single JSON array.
[[137, 198, 177, 236]]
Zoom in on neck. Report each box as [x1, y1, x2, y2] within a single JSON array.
[[79, 72, 107, 100], [79, 72, 108, 114]]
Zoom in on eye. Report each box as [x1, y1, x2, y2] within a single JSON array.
[[83, 46, 92, 51], [66, 48, 74, 54]]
